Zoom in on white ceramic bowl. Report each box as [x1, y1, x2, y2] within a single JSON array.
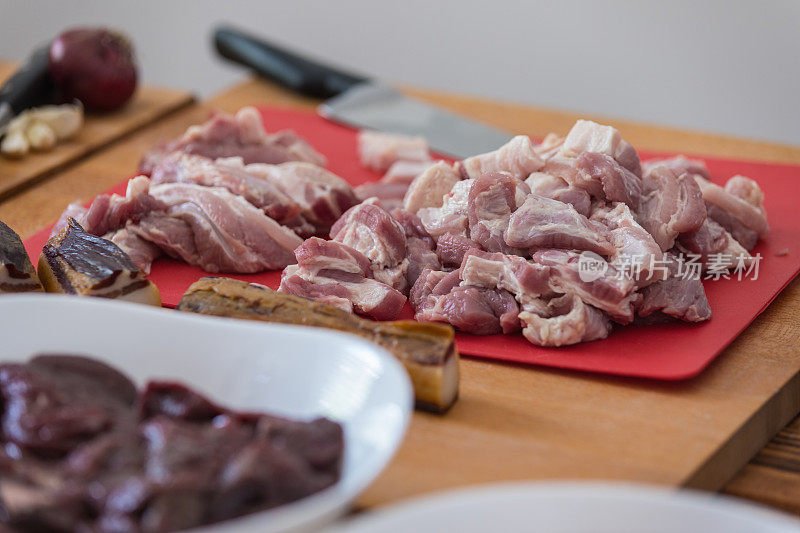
[[324, 481, 800, 533], [0, 294, 413, 533]]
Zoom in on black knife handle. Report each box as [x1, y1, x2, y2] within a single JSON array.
[[0, 46, 55, 115], [213, 26, 368, 99]]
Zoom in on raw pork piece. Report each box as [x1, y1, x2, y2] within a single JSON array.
[[403, 161, 461, 214], [695, 175, 768, 250], [52, 175, 163, 238], [330, 201, 409, 290], [391, 209, 440, 287], [139, 107, 326, 173], [505, 195, 614, 255], [519, 293, 611, 347], [590, 203, 664, 287], [468, 172, 530, 254], [459, 135, 544, 181], [459, 249, 552, 308], [354, 182, 409, 212], [412, 269, 520, 335], [125, 181, 303, 273], [436, 233, 480, 267], [556, 119, 641, 176], [357, 131, 430, 172], [382, 160, 434, 185], [417, 179, 474, 239], [278, 238, 406, 320], [533, 133, 564, 161], [637, 165, 706, 251], [150, 153, 301, 223], [525, 172, 591, 216], [104, 227, 163, 274], [637, 253, 711, 322], [574, 152, 642, 208], [677, 218, 751, 270], [642, 155, 711, 181], [244, 162, 359, 238], [532, 249, 639, 324]]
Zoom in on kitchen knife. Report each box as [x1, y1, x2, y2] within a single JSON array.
[[213, 27, 512, 159], [0, 46, 55, 133]]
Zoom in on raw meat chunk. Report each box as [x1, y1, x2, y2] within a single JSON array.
[[459, 135, 544, 180], [140, 107, 326, 173], [637, 165, 706, 251], [279, 238, 406, 320], [468, 172, 529, 254], [637, 253, 712, 322], [403, 162, 461, 214], [520, 293, 611, 347], [525, 172, 591, 216], [357, 131, 430, 172], [418, 179, 474, 238], [505, 195, 614, 255], [532, 249, 639, 324]]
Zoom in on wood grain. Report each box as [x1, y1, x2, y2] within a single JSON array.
[[1, 75, 799, 513], [0, 61, 194, 200]]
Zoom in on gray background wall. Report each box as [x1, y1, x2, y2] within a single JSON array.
[[1, 0, 798, 144]]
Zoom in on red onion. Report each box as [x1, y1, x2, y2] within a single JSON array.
[[48, 28, 138, 112]]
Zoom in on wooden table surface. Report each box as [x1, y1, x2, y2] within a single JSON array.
[[2, 60, 800, 516]]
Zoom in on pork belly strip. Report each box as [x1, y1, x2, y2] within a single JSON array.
[[0, 220, 43, 293], [139, 106, 326, 173], [178, 277, 459, 413]]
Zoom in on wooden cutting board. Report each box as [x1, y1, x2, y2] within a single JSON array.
[[0, 61, 194, 200], [1, 74, 800, 509]]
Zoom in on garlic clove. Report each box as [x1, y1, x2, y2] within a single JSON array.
[[1, 130, 30, 158], [26, 121, 57, 152], [29, 103, 84, 140]]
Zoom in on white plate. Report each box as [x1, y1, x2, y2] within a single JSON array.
[[324, 482, 800, 533], [0, 294, 413, 533]]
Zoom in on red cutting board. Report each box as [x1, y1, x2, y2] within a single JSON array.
[[24, 108, 800, 380]]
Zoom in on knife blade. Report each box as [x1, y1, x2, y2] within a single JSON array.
[[213, 27, 512, 159], [0, 46, 55, 133]]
